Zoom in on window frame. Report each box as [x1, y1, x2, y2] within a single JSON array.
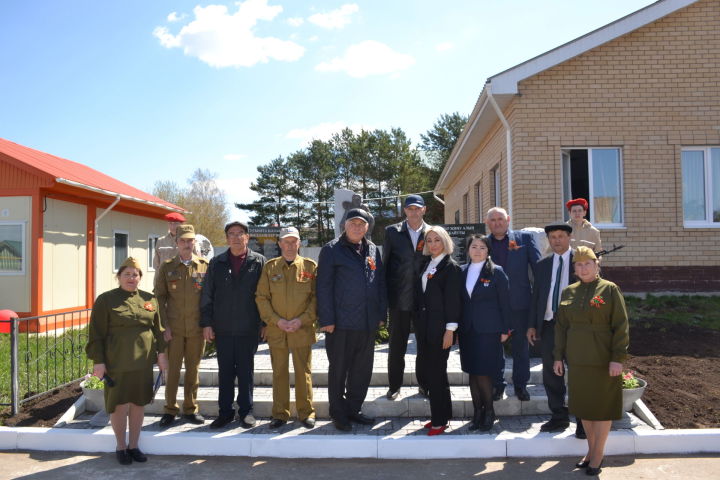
[[0, 221, 26, 276], [462, 192, 469, 223], [561, 147, 625, 229], [147, 234, 161, 271], [113, 230, 130, 272], [474, 181, 482, 223], [682, 146, 720, 228], [492, 165, 501, 207]]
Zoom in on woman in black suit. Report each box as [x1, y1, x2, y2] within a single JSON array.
[[415, 226, 462, 436], [459, 234, 511, 431]]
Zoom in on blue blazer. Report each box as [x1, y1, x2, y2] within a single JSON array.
[[460, 263, 511, 334], [498, 230, 541, 312]]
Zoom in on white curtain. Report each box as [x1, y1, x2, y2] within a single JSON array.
[[682, 151, 706, 221]]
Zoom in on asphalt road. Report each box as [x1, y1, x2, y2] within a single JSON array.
[[1, 452, 719, 480]]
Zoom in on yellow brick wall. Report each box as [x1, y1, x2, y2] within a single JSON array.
[[445, 0, 720, 267]]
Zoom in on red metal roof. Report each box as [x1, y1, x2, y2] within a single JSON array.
[[0, 138, 185, 212]]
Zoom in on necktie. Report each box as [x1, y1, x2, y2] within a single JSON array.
[[552, 256, 563, 313]]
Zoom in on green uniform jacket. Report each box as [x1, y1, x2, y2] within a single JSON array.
[[554, 277, 629, 366], [86, 288, 167, 373], [255, 255, 318, 348], [154, 254, 208, 337]]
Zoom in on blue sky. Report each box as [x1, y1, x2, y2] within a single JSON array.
[[0, 0, 656, 222]]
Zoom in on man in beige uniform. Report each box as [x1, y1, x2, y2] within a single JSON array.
[[153, 212, 201, 270], [154, 224, 208, 427], [255, 227, 318, 429]]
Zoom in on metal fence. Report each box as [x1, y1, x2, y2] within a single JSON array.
[[1, 309, 91, 415]]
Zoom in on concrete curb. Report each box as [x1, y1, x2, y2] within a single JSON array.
[[1, 427, 718, 459]]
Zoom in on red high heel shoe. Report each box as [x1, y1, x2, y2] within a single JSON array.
[[427, 425, 447, 436]]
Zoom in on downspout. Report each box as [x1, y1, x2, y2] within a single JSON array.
[[486, 84, 514, 230], [433, 192, 445, 205], [93, 195, 121, 300]]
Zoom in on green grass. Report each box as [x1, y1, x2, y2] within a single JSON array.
[[625, 295, 720, 330], [0, 326, 91, 406]]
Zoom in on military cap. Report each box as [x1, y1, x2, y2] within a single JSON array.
[[345, 208, 373, 224], [176, 224, 195, 239], [544, 221, 572, 235], [573, 246, 598, 263], [279, 226, 300, 239], [165, 212, 186, 222]]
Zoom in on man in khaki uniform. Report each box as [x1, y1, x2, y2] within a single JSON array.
[[255, 227, 318, 429], [153, 212, 201, 270], [154, 224, 208, 427]]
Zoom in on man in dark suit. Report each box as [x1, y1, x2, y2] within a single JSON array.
[[485, 207, 541, 401], [527, 221, 576, 433], [383, 194, 429, 400]]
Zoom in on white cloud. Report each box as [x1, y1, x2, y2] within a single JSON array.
[[308, 3, 358, 29], [216, 176, 257, 206], [287, 17, 304, 27], [285, 121, 373, 145], [315, 40, 415, 78], [223, 153, 247, 161], [153, 0, 305, 68], [435, 41, 454, 52], [167, 12, 186, 23]]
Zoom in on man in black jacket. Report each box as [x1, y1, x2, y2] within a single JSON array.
[[317, 209, 387, 431], [383, 194, 429, 400], [527, 221, 583, 436], [200, 221, 266, 429]]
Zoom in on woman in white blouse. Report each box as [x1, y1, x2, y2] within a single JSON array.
[[458, 235, 511, 431], [415, 226, 462, 436]]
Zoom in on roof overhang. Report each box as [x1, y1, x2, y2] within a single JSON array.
[[55, 178, 186, 213], [434, 0, 698, 194]]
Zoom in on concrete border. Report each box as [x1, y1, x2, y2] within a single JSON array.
[[0, 427, 718, 459]]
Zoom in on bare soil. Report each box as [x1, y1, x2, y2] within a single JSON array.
[[2, 321, 718, 429]]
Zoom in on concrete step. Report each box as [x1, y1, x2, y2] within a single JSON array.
[[143, 384, 553, 419]]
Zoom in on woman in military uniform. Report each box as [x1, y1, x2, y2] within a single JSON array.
[[86, 257, 168, 465], [553, 247, 629, 476]]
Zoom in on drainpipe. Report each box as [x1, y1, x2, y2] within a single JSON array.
[[433, 192, 445, 205], [93, 195, 121, 300], [486, 84, 513, 230]]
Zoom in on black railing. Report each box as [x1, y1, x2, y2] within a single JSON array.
[[1, 309, 91, 415]]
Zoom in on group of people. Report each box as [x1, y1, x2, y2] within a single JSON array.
[[86, 195, 628, 476]]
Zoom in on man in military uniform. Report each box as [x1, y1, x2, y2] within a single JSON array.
[[255, 226, 318, 429], [153, 212, 201, 270], [154, 224, 208, 427]]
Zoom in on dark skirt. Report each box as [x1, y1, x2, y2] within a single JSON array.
[[458, 331, 503, 376], [104, 367, 154, 413], [568, 365, 622, 421]]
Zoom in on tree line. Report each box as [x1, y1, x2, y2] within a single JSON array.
[[237, 112, 467, 245]]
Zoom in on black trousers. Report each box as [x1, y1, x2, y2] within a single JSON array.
[[388, 309, 428, 392], [325, 328, 375, 423], [415, 327, 452, 426], [215, 334, 258, 418], [495, 308, 530, 389], [540, 320, 569, 421]]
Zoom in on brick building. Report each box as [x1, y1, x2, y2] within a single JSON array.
[[435, 0, 719, 291]]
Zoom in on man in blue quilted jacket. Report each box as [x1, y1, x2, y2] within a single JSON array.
[[317, 208, 387, 431]]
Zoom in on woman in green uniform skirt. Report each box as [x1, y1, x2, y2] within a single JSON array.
[[553, 247, 629, 476], [86, 257, 168, 465]]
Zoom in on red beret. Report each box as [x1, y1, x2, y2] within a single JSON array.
[[164, 212, 186, 222], [566, 198, 588, 211]]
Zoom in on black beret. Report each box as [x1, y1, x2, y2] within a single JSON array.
[[544, 221, 572, 234], [345, 208, 373, 224]]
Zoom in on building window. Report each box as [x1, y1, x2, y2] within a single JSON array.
[[492, 166, 501, 207], [114, 231, 129, 271], [454, 210, 460, 225], [682, 147, 720, 226], [0, 222, 25, 275], [462, 193, 469, 223], [562, 148, 623, 226], [148, 235, 161, 271], [474, 181, 482, 223]]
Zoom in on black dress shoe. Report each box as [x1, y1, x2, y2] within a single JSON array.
[[468, 408, 485, 431], [126, 448, 147, 463], [575, 421, 587, 439], [575, 460, 590, 469], [209, 414, 234, 429], [301, 417, 316, 429], [586, 461, 603, 476], [268, 418, 287, 429], [492, 385, 505, 401], [479, 409, 496, 432], [183, 413, 205, 424], [514, 386, 530, 401], [386, 388, 400, 400], [418, 386, 429, 398], [116, 449, 132, 465], [333, 419, 352, 431], [158, 413, 176, 427], [349, 412, 375, 425], [540, 418, 570, 432]]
